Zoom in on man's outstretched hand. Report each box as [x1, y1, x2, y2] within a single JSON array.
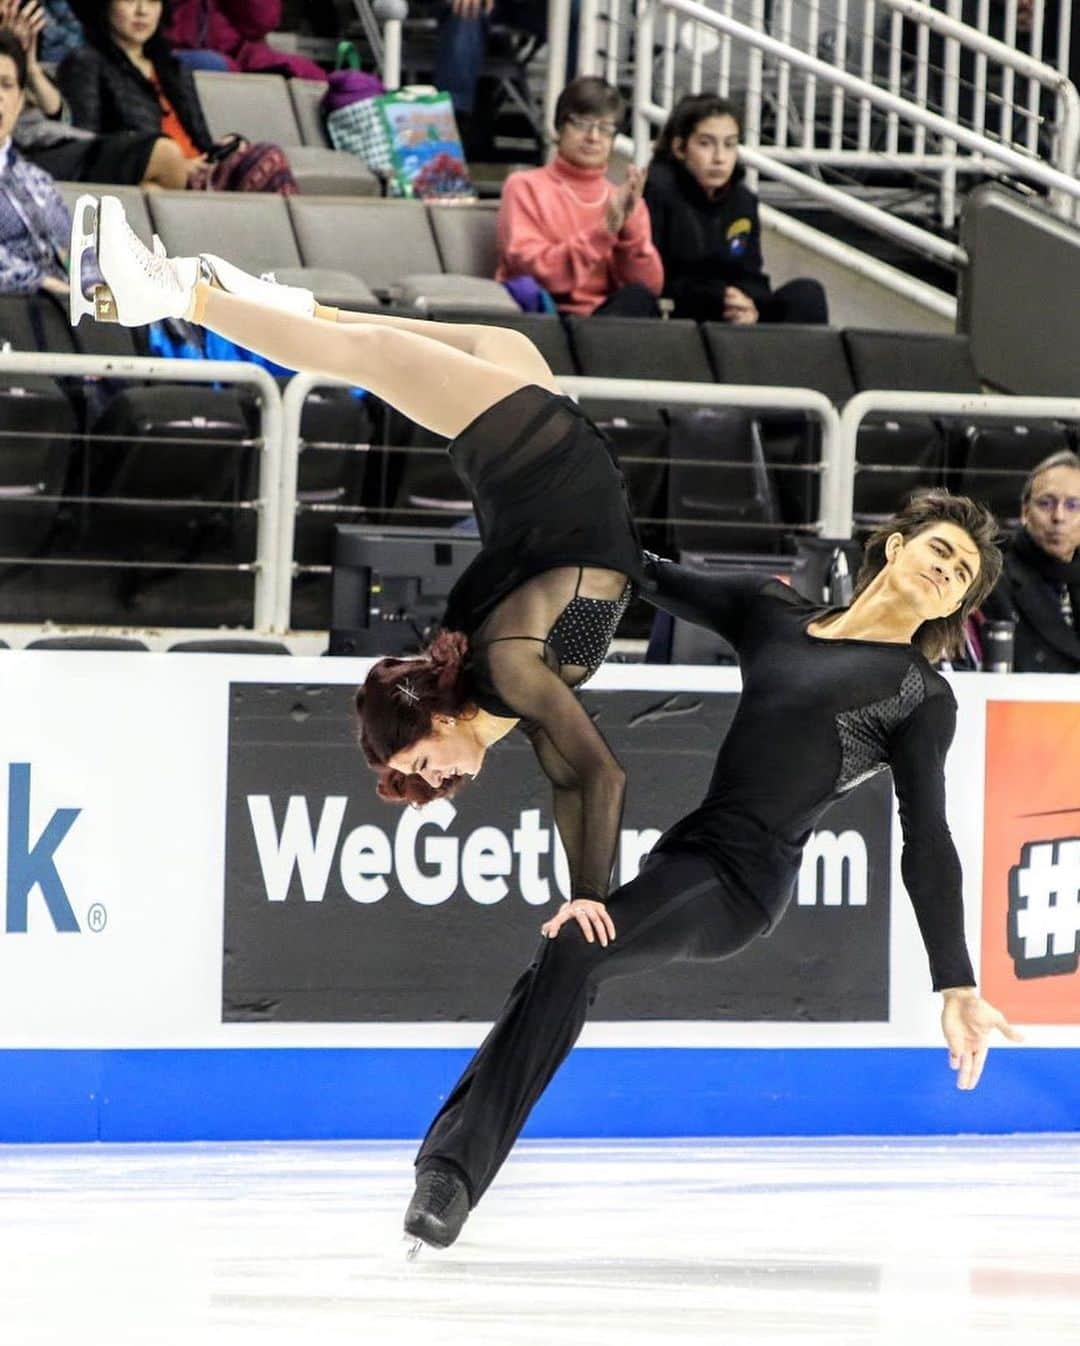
[[941, 988, 1024, 1090]]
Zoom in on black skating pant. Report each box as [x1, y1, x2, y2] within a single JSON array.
[[415, 851, 770, 1206]]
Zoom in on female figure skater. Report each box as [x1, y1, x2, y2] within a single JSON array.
[[398, 490, 1022, 1252], [75, 193, 643, 922]]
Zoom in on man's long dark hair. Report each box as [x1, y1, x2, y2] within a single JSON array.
[[852, 489, 1003, 661]]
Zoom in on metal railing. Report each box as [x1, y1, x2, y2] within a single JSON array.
[[837, 389, 1080, 535], [276, 372, 842, 632], [544, 0, 1080, 288], [0, 352, 284, 631]]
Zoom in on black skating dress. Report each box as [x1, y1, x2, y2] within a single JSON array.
[[439, 384, 644, 902]]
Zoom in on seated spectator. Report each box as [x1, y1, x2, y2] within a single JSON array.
[[0, 24, 73, 296], [645, 93, 828, 325], [5, 0, 200, 187], [981, 450, 1080, 673], [58, 0, 297, 193], [435, 0, 574, 157], [496, 75, 663, 318], [165, 0, 327, 80]]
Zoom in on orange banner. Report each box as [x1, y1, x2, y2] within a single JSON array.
[[982, 701, 1080, 1023]]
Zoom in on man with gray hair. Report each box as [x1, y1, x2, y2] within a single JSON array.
[[982, 449, 1080, 672]]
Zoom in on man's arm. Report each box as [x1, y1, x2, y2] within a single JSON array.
[[889, 689, 1023, 1088], [640, 554, 770, 647]]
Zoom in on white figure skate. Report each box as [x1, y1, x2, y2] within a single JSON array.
[[69, 195, 316, 328]]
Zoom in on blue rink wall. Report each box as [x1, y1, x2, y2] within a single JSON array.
[[0, 654, 1077, 1145], [2, 1048, 1078, 1143]]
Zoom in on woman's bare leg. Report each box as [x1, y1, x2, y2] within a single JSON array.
[[313, 303, 559, 390], [190, 284, 536, 438]]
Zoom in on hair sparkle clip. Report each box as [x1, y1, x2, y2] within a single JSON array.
[[395, 679, 419, 705]]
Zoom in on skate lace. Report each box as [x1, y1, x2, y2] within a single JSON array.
[[127, 220, 182, 292]]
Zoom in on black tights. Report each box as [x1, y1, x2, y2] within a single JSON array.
[[416, 852, 769, 1205]]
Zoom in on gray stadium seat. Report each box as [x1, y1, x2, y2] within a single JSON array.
[[427, 203, 500, 277], [393, 274, 518, 313], [26, 635, 149, 650], [147, 191, 302, 274], [289, 78, 331, 146], [193, 71, 379, 196], [57, 183, 155, 249], [194, 70, 306, 145], [288, 197, 440, 293], [271, 267, 378, 305], [167, 638, 291, 653], [288, 198, 513, 309]]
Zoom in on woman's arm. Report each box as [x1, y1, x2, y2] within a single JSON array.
[[485, 643, 626, 904], [611, 195, 664, 296]]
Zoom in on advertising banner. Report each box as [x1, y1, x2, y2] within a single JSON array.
[[981, 700, 1080, 1023], [223, 682, 893, 1023]]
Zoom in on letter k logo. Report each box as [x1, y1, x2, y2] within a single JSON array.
[[6, 764, 81, 933]]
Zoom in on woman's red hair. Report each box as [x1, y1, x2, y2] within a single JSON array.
[[354, 629, 478, 806]]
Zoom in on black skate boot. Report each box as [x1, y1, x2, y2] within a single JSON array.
[[404, 1162, 470, 1258]]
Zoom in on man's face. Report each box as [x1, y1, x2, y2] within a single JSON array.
[[0, 55, 25, 145], [1021, 465, 1080, 563]]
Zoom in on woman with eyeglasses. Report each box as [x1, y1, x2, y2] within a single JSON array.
[[494, 75, 664, 318]]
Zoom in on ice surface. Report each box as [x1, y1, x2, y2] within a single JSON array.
[[0, 1136, 1077, 1345]]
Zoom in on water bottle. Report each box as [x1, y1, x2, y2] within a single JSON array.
[[826, 547, 853, 606], [982, 620, 1015, 673]]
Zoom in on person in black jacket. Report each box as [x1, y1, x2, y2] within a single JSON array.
[[981, 450, 1080, 673], [58, 0, 295, 192], [645, 93, 828, 325]]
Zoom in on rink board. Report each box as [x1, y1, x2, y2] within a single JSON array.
[[0, 653, 1077, 1141]]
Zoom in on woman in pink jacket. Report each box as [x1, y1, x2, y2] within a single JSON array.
[[496, 76, 663, 317], [166, 0, 327, 81]]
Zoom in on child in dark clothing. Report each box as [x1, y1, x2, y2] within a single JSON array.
[[645, 93, 828, 326]]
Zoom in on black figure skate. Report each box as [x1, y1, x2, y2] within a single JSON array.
[[403, 1163, 470, 1259]]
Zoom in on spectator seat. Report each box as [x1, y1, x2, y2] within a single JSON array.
[[26, 635, 149, 650], [147, 191, 302, 275], [568, 317, 717, 552], [289, 78, 331, 147], [704, 324, 855, 527], [842, 329, 975, 524], [427, 203, 500, 278], [167, 638, 291, 653], [192, 71, 379, 196]]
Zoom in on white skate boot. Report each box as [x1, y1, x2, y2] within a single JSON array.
[[69, 195, 316, 328], [70, 194, 198, 328], [198, 254, 316, 319]]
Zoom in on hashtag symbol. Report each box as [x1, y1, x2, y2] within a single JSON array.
[[1007, 837, 1080, 980]]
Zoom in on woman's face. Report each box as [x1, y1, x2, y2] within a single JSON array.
[[556, 110, 618, 170], [884, 521, 981, 621], [108, 0, 164, 48], [674, 114, 741, 195], [386, 714, 487, 793]]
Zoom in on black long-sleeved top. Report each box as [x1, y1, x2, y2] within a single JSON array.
[[441, 386, 644, 904], [57, 43, 215, 153], [645, 559, 975, 991], [643, 158, 773, 319]]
